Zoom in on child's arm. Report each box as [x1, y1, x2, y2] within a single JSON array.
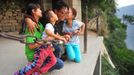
[[79, 23, 85, 34], [25, 18, 43, 49], [74, 22, 85, 35], [42, 36, 55, 41], [45, 29, 67, 43], [56, 32, 70, 41], [28, 42, 43, 49]]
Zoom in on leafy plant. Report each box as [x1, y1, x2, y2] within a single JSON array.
[[82, 0, 134, 75], [123, 15, 134, 25]]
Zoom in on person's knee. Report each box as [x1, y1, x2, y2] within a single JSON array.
[[56, 58, 64, 69], [74, 53, 82, 63], [68, 54, 75, 60], [65, 44, 75, 60], [53, 45, 62, 58], [54, 44, 61, 52], [74, 57, 81, 63]]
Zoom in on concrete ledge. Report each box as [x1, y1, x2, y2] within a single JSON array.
[[0, 35, 103, 75]]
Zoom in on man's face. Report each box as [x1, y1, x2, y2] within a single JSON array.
[[55, 7, 68, 21]]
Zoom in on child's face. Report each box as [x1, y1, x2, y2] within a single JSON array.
[[66, 8, 74, 20], [50, 11, 58, 22]]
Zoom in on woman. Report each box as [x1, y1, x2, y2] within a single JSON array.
[[15, 3, 64, 75]]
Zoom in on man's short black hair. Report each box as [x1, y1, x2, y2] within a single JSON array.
[[52, 0, 69, 11]]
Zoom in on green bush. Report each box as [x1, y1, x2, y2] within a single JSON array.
[[102, 56, 119, 75], [84, 0, 134, 75], [104, 15, 134, 75]]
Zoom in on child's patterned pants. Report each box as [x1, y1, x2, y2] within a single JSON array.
[[15, 45, 57, 75]]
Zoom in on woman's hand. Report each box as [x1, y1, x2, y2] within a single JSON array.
[[28, 41, 44, 49]]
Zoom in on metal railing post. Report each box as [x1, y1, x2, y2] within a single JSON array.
[[96, 16, 99, 35], [84, 2, 88, 53]]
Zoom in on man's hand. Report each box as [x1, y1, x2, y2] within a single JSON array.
[[64, 34, 70, 41], [25, 18, 39, 34], [62, 38, 67, 44]]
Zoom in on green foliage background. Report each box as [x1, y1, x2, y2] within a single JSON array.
[[0, 0, 134, 74], [82, 0, 134, 75], [123, 15, 134, 25]]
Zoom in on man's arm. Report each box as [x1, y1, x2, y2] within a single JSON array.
[[45, 29, 67, 43], [25, 18, 42, 49], [25, 18, 39, 34]]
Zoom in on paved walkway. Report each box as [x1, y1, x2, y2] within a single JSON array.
[[0, 33, 103, 75]]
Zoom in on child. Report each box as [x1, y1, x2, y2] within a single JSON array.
[[14, 4, 57, 75], [63, 7, 85, 63], [40, 9, 67, 58]]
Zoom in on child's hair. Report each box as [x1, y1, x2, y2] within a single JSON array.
[[70, 7, 77, 19], [26, 3, 40, 16], [39, 9, 53, 27]]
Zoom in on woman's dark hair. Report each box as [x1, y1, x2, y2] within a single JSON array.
[[19, 3, 41, 34], [39, 9, 53, 27], [70, 7, 77, 19], [26, 3, 40, 15], [52, 0, 69, 11]]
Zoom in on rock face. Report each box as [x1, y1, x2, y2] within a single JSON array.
[[0, 5, 23, 32]]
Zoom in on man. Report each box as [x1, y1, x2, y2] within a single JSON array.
[[22, 0, 69, 36], [52, 0, 70, 61], [53, 0, 69, 35]]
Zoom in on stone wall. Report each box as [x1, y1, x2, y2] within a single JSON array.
[[72, 0, 82, 21], [43, 0, 82, 21], [0, 7, 23, 32], [43, 0, 52, 10], [0, 0, 82, 32]]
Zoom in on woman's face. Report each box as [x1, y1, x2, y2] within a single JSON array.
[[33, 8, 42, 18], [66, 8, 73, 20]]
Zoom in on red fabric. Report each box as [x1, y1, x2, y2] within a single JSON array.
[[34, 45, 57, 73]]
